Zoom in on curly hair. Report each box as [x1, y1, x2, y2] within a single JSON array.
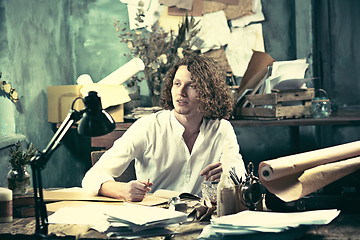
[[160, 53, 234, 120]]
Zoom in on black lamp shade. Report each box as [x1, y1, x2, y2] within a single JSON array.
[[77, 91, 116, 137]]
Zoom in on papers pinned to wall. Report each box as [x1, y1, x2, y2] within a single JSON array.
[[191, 10, 231, 53], [119, 0, 266, 76], [225, 23, 265, 77], [231, 0, 265, 27]]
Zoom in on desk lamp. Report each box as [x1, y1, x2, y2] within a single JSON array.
[[30, 91, 115, 239]]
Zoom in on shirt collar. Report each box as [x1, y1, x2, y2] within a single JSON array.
[[170, 109, 206, 135]]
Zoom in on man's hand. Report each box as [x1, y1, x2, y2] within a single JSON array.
[[99, 180, 153, 202], [200, 162, 222, 181]]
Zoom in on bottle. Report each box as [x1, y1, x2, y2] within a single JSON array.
[[225, 72, 235, 86], [217, 140, 238, 217]]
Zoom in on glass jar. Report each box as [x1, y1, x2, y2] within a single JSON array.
[[7, 166, 31, 195], [311, 89, 331, 118]]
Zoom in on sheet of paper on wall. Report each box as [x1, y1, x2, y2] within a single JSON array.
[[120, 0, 162, 30], [158, 7, 202, 33], [191, 10, 230, 53], [164, 0, 203, 17], [204, 48, 232, 73], [225, 23, 265, 77], [159, 0, 194, 11], [223, 0, 254, 20], [231, 0, 265, 27], [202, 0, 226, 14]]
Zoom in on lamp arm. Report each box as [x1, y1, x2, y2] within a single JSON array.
[[30, 109, 83, 237]]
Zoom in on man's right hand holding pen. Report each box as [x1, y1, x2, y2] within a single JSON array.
[[99, 179, 153, 202]]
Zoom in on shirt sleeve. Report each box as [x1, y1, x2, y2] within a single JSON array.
[[81, 116, 149, 195], [221, 120, 247, 181]]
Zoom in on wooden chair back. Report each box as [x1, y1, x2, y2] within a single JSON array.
[[90, 150, 136, 182]]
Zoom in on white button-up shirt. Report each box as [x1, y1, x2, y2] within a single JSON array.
[[82, 110, 246, 196]]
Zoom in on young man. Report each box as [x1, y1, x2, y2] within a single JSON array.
[[82, 53, 246, 201]]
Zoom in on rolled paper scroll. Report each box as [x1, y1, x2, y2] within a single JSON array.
[[259, 141, 360, 202], [98, 57, 145, 85]]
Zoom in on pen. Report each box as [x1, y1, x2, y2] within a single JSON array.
[[232, 167, 241, 183], [229, 171, 240, 185]]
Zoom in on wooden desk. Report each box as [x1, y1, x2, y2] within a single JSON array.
[[91, 111, 360, 150], [1, 212, 360, 239]]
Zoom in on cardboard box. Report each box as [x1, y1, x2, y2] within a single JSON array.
[[47, 84, 130, 123]]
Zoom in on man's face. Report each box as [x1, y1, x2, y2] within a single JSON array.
[[171, 65, 200, 116]]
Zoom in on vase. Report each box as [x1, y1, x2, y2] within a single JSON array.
[[7, 166, 31, 195]]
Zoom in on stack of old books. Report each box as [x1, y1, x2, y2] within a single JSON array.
[[12, 191, 35, 218]]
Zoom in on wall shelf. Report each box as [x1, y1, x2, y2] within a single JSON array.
[[91, 110, 360, 150]]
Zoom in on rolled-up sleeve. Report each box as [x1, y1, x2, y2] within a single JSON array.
[[81, 117, 147, 195]]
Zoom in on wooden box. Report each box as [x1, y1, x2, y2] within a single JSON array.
[[237, 88, 315, 120]]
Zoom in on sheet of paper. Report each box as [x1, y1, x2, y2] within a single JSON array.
[[48, 204, 110, 232], [46, 200, 124, 213], [223, 0, 253, 20], [259, 140, 360, 202], [212, 209, 340, 227], [199, 209, 340, 239], [270, 77, 313, 91], [43, 187, 124, 202], [237, 50, 274, 97], [204, 48, 232, 73], [167, 0, 203, 17], [263, 59, 309, 94], [231, 0, 264, 27], [225, 23, 265, 77], [49, 202, 187, 234], [191, 10, 230, 53], [159, 0, 194, 11], [103, 203, 187, 231]]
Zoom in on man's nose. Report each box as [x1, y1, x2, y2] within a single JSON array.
[[178, 86, 186, 96]]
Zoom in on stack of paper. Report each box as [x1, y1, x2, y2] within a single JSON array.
[[103, 203, 187, 232], [48, 203, 187, 239], [262, 59, 310, 94], [198, 209, 340, 239]]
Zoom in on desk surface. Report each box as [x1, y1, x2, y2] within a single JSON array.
[[1, 212, 360, 239]]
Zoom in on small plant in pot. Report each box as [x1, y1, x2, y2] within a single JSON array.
[[7, 141, 37, 195]]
